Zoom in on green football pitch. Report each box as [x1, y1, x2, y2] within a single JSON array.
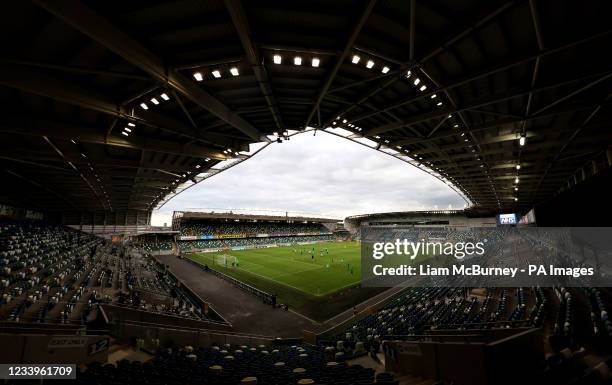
[[186, 241, 361, 296]]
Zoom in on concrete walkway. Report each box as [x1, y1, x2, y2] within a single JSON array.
[[156, 255, 321, 338]]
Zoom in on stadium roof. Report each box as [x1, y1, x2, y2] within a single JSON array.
[[345, 207, 497, 221], [176, 211, 339, 223], [1, 0, 611, 213]]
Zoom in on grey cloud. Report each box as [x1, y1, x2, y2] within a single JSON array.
[[151, 132, 466, 225]]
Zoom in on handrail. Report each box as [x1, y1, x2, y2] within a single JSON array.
[[119, 319, 275, 340], [102, 303, 230, 328], [424, 319, 534, 329], [381, 333, 486, 344]]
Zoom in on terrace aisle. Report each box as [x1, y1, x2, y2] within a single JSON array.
[[156, 255, 323, 337]]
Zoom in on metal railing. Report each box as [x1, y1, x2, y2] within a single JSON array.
[[184, 257, 274, 304]]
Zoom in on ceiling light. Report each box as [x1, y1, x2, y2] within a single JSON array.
[[273, 54, 282, 64], [160, 93, 169, 101], [419, 85, 427, 91], [127, 122, 135, 127], [453, 124, 458, 128], [514, 197, 518, 201], [351, 55, 360, 64], [519, 133, 526, 146], [151, 98, 159, 105], [437, 102, 443, 106], [193, 72, 203, 81], [515, 177, 520, 184], [212, 70, 221, 78], [195, 164, 201, 169], [405, 70, 412, 78], [366, 60, 374, 69], [121, 132, 129, 137], [382, 66, 390, 74], [413, 78, 421, 86], [516, 164, 521, 170], [140, 103, 148, 110], [70, 139, 76, 144], [124, 127, 131, 132], [342, 119, 347, 123], [230, 67, 239, 76], [514, 187, 518, 191], [312, 58, 320, 67], [294, 56, 302, 65], [431, 94, 437, 99]]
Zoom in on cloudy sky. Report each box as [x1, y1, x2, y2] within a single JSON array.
[[151, 131, 466, 225]]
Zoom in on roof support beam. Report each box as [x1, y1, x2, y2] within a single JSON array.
[[5, 169, 78, 209], [0, 149, 200, 173], [171, 90, 199, 130], [322, 1, 519, 127], [532, 72, 612, 116], [349, 30, 612, 124], [409, 0, 416, 61], [34, 0, 263, 141], [225, 0, 284, 131], [0, 58, 151, 81], [43, 136, 107, 210], [419, 136, 612, 162], [391, 101, 611, 146], [304, 0, 378, 128], [533, 93, 612, 197], [0, 63, 235, 149], [366, 70, 612, 135], [0, 120, 226, 160]]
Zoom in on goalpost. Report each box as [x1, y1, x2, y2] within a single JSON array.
[[217, 254, 238, 268]]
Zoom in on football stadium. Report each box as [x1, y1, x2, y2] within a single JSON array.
[[1, 1, 612, 385]]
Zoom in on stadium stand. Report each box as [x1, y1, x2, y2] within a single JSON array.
[[180, 222, 330, 237], [175, 213, 341, 253], [77, 344, 396, 385], [1, 0, 612, 384], [0, 221, 220, 325]]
